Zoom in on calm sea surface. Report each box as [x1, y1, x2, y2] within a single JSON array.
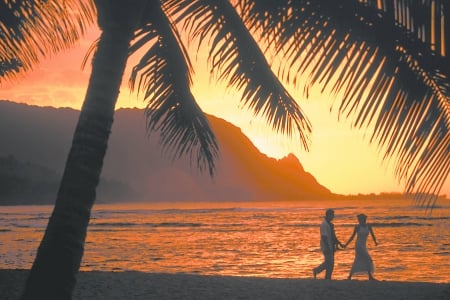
[[1, 199, 449, 283]]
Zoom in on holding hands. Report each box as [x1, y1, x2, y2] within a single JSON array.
[[334, 241, 345, 251]]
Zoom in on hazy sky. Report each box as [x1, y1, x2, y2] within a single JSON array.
[[1, 26, 448, 197]]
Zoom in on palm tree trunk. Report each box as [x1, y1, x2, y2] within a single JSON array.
[[20, 2, 144, 298]]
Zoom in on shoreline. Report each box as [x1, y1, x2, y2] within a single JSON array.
[[1, 269, 449, 300]]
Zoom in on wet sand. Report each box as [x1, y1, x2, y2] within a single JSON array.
[[1, 269, 449, 300]]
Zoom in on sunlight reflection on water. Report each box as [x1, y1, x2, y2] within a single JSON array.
[[0, 199, 449, 283]]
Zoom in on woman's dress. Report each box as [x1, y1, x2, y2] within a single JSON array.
[[350, 225, 374, 274]]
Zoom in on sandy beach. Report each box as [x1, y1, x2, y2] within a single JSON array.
[[1, 269, 449, 300]]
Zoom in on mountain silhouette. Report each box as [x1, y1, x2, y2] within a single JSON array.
[[0, 100, 333, 204]]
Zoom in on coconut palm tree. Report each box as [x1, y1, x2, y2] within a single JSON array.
[[19, 1, 147, 298], [1, 0, 448, 299]]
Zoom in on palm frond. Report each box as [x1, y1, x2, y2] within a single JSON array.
[[165, 0, 312, 150], [0, 0, 96, 82], [242, 0, 450, 207], [129, 0, 218, 176]]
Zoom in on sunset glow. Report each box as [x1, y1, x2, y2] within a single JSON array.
[[3, 3, 450, 300], [0, 25, 448, 197]]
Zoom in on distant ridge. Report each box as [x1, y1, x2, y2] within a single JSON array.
[[0, 100, 333, 204]]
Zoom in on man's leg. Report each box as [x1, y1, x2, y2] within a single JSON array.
[[313, 251, 329, 278], [324, 252, 335, 279], [314, 252, 327, 275]]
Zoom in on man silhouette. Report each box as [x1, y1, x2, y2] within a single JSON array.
[[313, 209, 344, 279]]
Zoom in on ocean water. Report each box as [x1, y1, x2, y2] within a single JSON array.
[[0, 199, 449, 283]]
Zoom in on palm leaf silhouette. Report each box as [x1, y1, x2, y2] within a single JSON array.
[[0, 0, 95, 81], [239, 0, 449, 207], [129, 0, 218, 176], [165, 0, 312, 150]]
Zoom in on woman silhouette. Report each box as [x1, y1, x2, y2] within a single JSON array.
[[344, 213, 378, 280]]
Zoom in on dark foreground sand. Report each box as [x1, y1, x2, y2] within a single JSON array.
[[1, 269, 449, 300]]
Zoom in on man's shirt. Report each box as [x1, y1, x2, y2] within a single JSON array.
[[320, 218, 334, 252]]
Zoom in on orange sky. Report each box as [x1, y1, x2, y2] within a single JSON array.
[[0, 26, 448, 197]]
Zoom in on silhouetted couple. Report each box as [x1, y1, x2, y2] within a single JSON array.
[[312, 209, 344, 279], [313, 209, 377, 280]]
